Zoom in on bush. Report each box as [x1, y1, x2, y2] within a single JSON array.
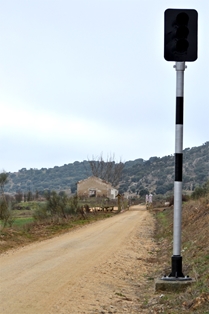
[[33, 204, 48, 221], [66, 195, 79, 215], [45, 190, 68, 218], [192, 180, 209, 199], [0, 198, 15, 228], [32, 193, 79, 222], [166, 194, 189, 206]]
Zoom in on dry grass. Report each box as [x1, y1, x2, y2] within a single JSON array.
[[0, 212, 115, 254], [153, 195, 209, 313]]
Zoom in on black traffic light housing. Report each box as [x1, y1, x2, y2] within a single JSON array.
[[164, 9, 198, 62]]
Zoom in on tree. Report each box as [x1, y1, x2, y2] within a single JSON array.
[[139, 188, 149, 197], [26, 191, 33, 202], [45, 191, 68, 219], [35, 190, 39, 200], [15, 191, 23, 203], [0, 171, 8, 196], [0, 171, 14, 227], [88, 154, 124, 187]]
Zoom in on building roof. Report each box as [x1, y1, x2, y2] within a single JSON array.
[[77, 176, 115, 188]]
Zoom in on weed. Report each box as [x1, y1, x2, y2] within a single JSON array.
[[153, 193, 209, 313]]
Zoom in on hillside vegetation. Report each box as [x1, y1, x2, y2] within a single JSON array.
[[4, 141, 209, 196]]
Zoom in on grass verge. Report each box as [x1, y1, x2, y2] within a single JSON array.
[[152, 196, 209, 313]]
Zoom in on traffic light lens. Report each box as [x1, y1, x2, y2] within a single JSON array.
[[175, 13, 190, 54], [176, 39, 189, 53], [176, 26, 189, 39], [176, 12, 189, 26]]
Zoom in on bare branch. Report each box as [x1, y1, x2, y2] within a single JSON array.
[[88, 154, 124, 187]]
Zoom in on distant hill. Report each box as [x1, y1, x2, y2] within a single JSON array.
[[4, 142, 209, 196], [120, 141, 209, 196]]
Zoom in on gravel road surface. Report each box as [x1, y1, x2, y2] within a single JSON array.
[[0, 205, 156, 313]]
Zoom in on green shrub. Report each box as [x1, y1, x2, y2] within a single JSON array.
[[45, 190, 68, 218], [192, 180, 209, 199], [0, 199, 15, 228], [33, 204, 48, 221]]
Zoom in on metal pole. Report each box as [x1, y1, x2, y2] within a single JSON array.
[[169, 62, 185, 278], [173, 62, 185, 257], [162, 62, 191, 281]]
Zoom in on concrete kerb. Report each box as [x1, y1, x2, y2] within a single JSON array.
[[155, 278, 196, 292]]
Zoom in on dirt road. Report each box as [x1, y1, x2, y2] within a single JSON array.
[[0, 205, 157, 314]]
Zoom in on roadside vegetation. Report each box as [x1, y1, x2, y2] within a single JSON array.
[[153, 180, 209, 313], [0, 184, 128, 253]]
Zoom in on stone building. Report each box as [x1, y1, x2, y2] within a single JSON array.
[[77, 176, 118, 199]]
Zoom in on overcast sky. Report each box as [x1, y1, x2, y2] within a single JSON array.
[[1, 0, 208, 173]]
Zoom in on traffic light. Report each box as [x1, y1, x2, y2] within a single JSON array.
[[164, 9, 198, 62]]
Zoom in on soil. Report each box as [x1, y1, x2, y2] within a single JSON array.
[[0, 205, 158, 314]]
